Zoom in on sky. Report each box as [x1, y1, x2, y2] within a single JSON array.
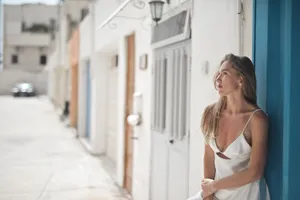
[[2, 0, 58, 4]]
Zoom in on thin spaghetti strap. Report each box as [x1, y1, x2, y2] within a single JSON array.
[[241, 109, 262, 134]]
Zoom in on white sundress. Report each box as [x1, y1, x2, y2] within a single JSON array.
[[187, 109, 271, 200]]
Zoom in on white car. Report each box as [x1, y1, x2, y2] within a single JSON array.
[[12, 83, 36, 97]]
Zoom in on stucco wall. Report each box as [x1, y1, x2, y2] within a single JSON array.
[[79, 14, 91, 61]]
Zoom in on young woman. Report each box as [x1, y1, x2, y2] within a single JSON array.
[[188, 54, 270, 200]]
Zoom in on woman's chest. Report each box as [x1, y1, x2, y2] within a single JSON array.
[[216, 116, 252, 150]]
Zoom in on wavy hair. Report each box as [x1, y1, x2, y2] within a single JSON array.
[[201, 54, 257, 143]]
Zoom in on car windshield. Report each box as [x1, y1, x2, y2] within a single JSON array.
[[17, 83, 33, 89]]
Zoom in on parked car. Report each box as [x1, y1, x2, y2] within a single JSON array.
[[12, 83, 36, 97]]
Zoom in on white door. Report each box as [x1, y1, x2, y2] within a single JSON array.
[[151, 40, 191, 200]]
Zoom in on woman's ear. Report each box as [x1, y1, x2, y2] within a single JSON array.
[[238, 76, 243, 87]]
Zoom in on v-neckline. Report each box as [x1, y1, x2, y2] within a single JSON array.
[[214, 108, 261, 153], [214, 133, 246, 153]]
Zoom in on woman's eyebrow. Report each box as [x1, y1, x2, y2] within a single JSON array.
[[220, 69, 230, 73]]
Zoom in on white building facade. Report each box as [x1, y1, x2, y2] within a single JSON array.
[[0, 4, 59, 95], [50, 0, 254, 199]]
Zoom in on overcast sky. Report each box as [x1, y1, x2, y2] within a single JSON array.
[[3, 0, 58, 4]]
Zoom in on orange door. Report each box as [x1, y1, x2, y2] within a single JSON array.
[[70, 64, 78, 128], [124, 34, 135, 194]]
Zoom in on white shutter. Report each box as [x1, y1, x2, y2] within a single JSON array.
[[152, 42, 190, 140]]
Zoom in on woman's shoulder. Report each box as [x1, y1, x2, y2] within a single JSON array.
[[250, 108, 269, 128]]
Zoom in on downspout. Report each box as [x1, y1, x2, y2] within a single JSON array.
[[252, 0, 256, 63], [237, 0, 245, 55]]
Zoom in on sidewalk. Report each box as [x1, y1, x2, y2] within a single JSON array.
[[0, 96, 129, 200]]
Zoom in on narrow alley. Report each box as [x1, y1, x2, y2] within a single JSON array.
[[0, 96, 129, 200]]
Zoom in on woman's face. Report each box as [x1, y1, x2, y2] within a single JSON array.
[[215, 61, 242, 96]]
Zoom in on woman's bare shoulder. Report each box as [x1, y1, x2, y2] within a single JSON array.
[[250, 109, 269, 132]]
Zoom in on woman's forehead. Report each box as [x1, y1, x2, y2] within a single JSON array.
[[220, 60, 234, 71]]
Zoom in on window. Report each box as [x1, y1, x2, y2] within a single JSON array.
[[152, 45, 190, 140], [40, 55, 47, 65], [151, 10, 191, 49], [11, 54, 18, 64]]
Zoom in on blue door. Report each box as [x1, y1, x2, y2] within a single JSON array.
[[254, 0, 300, 199], [85, 61, 91, 139]]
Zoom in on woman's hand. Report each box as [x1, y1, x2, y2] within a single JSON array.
[[201, 178, 217, 199]]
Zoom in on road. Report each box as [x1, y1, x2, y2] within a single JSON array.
[[0, 96, 129, 200]]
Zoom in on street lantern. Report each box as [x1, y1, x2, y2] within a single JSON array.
[[149, 0, 170, 25]]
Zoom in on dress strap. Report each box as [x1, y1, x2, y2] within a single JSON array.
[[241, 109, 261, 134]]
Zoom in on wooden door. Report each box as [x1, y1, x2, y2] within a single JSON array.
[[70, 64, 79, 128], [124, 34, 135, 194]]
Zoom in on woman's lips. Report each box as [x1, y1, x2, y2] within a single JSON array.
[[216, 84, 222, 89]]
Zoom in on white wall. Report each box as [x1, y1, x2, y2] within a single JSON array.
[[46, 46, 58, 99], [91, 52, 109, 154], [188, 0, 252, 196], [106, 58, 119, 163], [6, 33, 50, 46], [94, 0, 127, 30], [79, 14, 91, 61], [78, 59, 87, 138], [94, 0, 150, 53]]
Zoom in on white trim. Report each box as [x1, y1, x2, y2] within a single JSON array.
[[116, 36, 127, 187]]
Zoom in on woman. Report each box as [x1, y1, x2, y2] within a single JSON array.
[[188, 54, 270, 200]]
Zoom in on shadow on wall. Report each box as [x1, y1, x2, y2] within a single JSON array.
[[0, 69, 48, 95]]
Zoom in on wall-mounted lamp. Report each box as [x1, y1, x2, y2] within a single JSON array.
[[149, 0, 170, 25]]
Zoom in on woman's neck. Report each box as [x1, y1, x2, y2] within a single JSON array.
[[225, 93, 249, 114]]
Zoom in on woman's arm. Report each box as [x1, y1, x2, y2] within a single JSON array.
[[202, 111, 268, 195]]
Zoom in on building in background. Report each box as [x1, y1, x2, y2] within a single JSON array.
[[0, 3, 59, 95]]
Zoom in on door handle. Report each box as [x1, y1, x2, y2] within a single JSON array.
[[169, 139, 174, 144]]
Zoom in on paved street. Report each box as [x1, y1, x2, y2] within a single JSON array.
[[0, 96, 129, 200]]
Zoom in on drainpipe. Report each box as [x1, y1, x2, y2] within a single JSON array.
[[237, 0, 245, 55]]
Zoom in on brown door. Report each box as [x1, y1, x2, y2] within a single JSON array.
[[70, 64, 78, 128], [124, 33, 135, 194]]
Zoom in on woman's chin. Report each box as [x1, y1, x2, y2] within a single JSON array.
[[217, 90, 226, 96]]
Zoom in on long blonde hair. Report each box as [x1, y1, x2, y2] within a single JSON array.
[[201, 54, 257, 143]]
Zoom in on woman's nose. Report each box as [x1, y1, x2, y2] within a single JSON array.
[[216, 74, 222, 81]]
